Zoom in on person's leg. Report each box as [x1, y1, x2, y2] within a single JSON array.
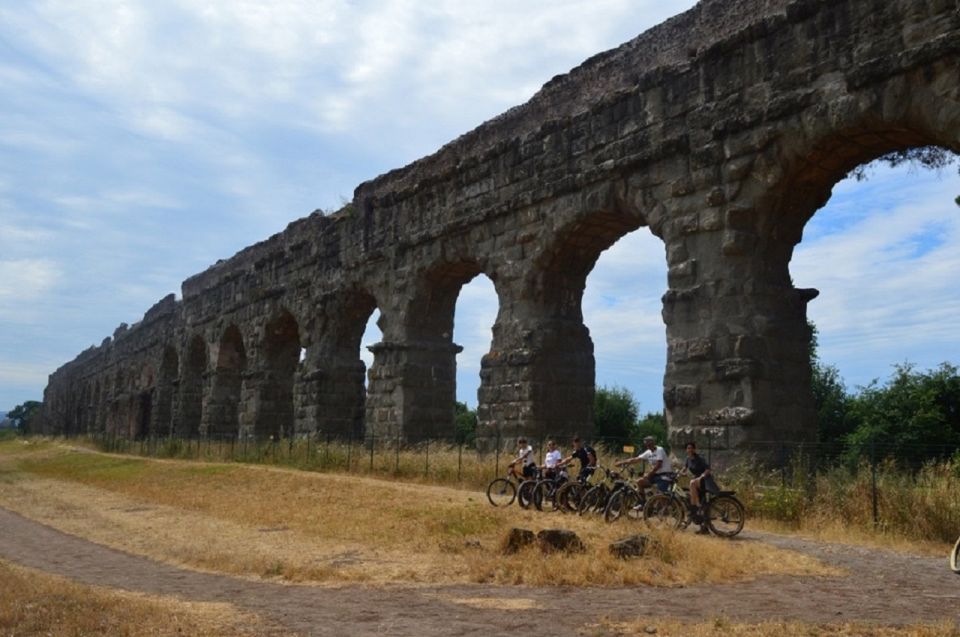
[[689, 477, 701, 508]]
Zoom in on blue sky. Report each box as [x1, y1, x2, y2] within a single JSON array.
[[1, 2, 957, 416]]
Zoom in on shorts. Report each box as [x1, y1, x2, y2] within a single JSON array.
[[651, 473, 674, 493], [522, 463, 537, 479], [578, 466, 596, 483]]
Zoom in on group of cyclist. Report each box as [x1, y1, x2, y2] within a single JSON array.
[[506, 433, 719, 532]]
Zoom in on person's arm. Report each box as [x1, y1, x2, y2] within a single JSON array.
[[587, 450, 597, 466]]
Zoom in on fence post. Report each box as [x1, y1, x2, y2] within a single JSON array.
[[346, 432, 353, 471], [780, 442, 787, 488], [871, 432, 879, 529], [457, 440, 463, 482], [370, 434, 376, 472], [424, 439, 430, 477], [394, 430, 400, 474]]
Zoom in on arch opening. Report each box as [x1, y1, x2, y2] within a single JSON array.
[[383, 260, 495, 441], [496, 208, 653, 444], [256, 311, 301, 439], [787, 146, 960, 445], [155, 346, 178, 438], [582, 226, 669, 448], [451, 272, 497, 445], [209, 326, 247, 438], [180, 335, 207, 438]]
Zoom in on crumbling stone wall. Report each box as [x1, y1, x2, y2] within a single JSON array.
[[38, 0, 960, 454]]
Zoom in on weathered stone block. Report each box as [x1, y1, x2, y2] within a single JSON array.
[[537, 529, 585, 554], [502, 528, 536, 554], [664, 384, 700, 408], [695, 406, 755, 428], [609, 534, 658, 559], [721, 230, 757, 256]]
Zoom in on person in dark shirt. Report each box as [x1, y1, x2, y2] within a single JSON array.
[[682, 441, 719, 532], [557, 436, 597, 482]]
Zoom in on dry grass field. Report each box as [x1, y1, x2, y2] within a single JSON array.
[[0, 558, 292, 636], [0, 439, 837, 587], [589, 618, 960, 637]]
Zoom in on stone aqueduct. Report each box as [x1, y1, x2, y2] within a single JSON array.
[[38, 0, 959, 452]]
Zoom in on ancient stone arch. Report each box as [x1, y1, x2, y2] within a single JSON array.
[[208, 326, 247, 438], [179, 335, 208, 438], [37, 0, 960, 456]]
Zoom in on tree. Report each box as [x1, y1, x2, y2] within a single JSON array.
[[636, 412, 667, 446], [454, 401, 477, 445], [812, 362, 854, 445], [845, 363, 960, 466], [593, 386, 639, 447], [7, 401, 41, 433], [807, 321, 854, 445]]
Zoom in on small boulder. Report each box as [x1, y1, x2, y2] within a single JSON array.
[[609, 534, 655, 559], [502, 528, 536, 554], [537, 529, 585, 554]]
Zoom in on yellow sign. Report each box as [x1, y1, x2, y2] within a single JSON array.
[[622, 445, 635, 453]]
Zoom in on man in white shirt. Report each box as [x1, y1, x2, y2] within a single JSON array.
[[615, 435, 674, 492]]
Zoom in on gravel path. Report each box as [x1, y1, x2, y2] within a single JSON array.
[[1, 506, 957, 636]]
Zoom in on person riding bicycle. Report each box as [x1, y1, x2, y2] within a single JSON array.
[[508, 437, 537, 480], [556, 436, 597, 483], [542, 439, 563, 479], [681, 440, 720, 532], [615, 435, 673, 493]]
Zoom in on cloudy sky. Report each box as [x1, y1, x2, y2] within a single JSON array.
[[1, 1, 957, 415]]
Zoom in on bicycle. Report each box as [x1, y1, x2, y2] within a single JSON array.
[[643, 481, 746, 537], [578, 467, 635, 516], [950, 535, 960, 574], [603, 472, 673, 524], [547, 466, 602, 513], [518, 466, 564, 509], [486, 470, 523, 507], [532, 468, 571, 512]]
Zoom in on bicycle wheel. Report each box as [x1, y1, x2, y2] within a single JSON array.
[[578, 485, 607, 516], [950, 536, 960, 574], [643, 494, 685, 530], [517, 479, 537, 509], [555, 482, 583, 513], [486, 478, 516, 507], [533, 481, 559, 512], [623, 489, 645, 522], [604, 489, 626, 523], [704, 495, 745, 537]]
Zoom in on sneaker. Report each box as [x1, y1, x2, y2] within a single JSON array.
[[696, 526, 711, 535]]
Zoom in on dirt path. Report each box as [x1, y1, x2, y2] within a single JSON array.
[[0, 506, 957, 636]]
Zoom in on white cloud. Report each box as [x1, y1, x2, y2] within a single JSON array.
[[0, 259, 62, 319]]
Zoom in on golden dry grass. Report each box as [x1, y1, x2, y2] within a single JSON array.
[[0, 440, 837, 587], [0, 558, 294, 636], [588, 618, 960, 637]]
